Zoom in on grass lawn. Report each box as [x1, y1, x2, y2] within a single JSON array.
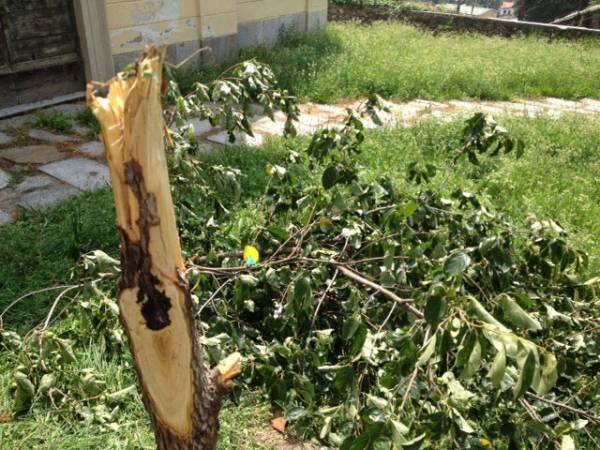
[[178, 22, 600, 103], [1, 112, 599, 448]]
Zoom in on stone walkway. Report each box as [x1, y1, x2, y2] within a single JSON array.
[[1, 96, 599, 225]]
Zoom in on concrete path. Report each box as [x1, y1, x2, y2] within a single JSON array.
[[1, 96, 599, 225], [0, 103, 109, 225]]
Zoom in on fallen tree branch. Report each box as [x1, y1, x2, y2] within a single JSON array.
[[335, 265, 423, 318], [526, 392, 600, 424]]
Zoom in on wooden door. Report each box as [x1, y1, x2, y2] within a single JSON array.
[[0, 0, 85, 109]]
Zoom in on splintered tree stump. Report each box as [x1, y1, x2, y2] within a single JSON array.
[[88, 47, 241, 450]]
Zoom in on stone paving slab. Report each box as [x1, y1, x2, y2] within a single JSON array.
[[207, 130, 264, 147], [0, 169, 10, 190], [15, 174, 57, 195], [580, 98, 600, 111], [40, 158, 110, 192], [76, 141, 105, 158], [545, 98, 580, 109], [0, 114, 35, 131], [72, 123, 92, 136], [0, 187, 17, 212], [171, 118, 215, 141], [187, 118, 213, 136], [19, 184, 80, 212], [252, 112, 287, 135], [0, 131, 11, 145], [0, 145, 65, 165], [0, 210, 13, 225], [29, 129, 78, 143], [46, 103, 86, 116]]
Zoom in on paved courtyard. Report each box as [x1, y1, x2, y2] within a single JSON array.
[[1, 96, 600, 225]]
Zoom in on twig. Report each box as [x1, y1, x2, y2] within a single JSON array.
[[0, 285, 76, 328], [311, 268, 339, 329], [196, 279, 234, 317], [165, 46, 213, 70], [335, 265, 423, 318], [520, 398, 542, 422], [584, 427, 600, 448], [399, 367, 419, 413], [377, 302, 397, 334], [526, 392, 600, 424], [192, 251, 243, 264], [464, 273, 490, 302], [41, 285, 81, 331]]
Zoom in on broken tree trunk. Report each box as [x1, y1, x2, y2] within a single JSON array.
[[87, 47, 241, 450]]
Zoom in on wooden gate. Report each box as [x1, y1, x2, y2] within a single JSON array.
[[0, 0, 85, 109]]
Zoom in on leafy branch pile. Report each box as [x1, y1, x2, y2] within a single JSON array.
[[1, 59, 599, 450], [177, 108, 599, 449]]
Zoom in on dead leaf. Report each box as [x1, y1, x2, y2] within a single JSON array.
[[271, 410, 287, 434]]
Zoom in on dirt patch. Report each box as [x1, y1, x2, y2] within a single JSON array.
[[253, 427, 320, 450]]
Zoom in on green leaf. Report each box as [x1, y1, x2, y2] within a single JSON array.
[[570, 419, 588, 431], [240, 274, 259, 287], [444, 252, 471, 276], [417, 334, 437, 367], [390, 419, 410, 448], [333, 366, 354, 392], [289, 275, 313, 316], [533, 352, 558, 396], [366, 394, 388, 410], [105, 385, 137, 404], [488, 347, 507, 388], [38, 373, 56, 395], [286, 406, 306, 421], [452, 408, 475, 434], [561, 435, 575, 450], [322, 165, 339, 189], [461, 337, 482, 379], [425, 296, 447, 328], [13, 371, 35, 414], [469, 296, 509, 332], [350, 323, 368, 356], [513, 350, 537, 399], [341, 433, 370, 450], [498, 294, 542, 331], [342, 316, 361, 340], [56, 338, 77, 364], [267, 225, 290, 242]]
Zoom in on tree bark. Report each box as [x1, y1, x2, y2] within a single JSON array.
[[87, 47, 240, 450]]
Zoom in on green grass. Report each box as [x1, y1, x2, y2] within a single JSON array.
[[178, 22, 600, 103], [75, 108, 101, 137], [33, 111, 74, 134], [1, 115, 599, 448], [0, 190, 118, 332]]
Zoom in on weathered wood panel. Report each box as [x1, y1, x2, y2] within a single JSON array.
[[0, 63, 82, 106], [2, 0, 69, 12], [0, 18, 8, 67], [0, 0, 84, 109], [9, 35, 77, 63]]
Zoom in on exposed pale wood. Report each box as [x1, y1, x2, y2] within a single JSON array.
[[88, 47, 239, 450]]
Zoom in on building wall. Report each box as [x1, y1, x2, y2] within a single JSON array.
[[105, 0, 327, 70]]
